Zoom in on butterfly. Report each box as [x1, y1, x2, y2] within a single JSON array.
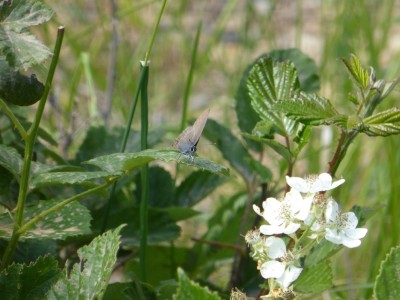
[[173, 108, 210, 161]]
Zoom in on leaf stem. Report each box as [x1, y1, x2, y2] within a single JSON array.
[[1, 26, 64, 270], [0, 99, 27, 140]]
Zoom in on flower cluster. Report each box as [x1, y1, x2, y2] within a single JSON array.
[[246, 173, 368, 296]]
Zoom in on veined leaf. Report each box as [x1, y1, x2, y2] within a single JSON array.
[[341, 54, 370, 90], [374, 245, 400, 300], [173, 268, 221, 300], [30, 170, 122, 189], [247, 56, 300, 135], [275, 92, 346, 126], [47, 225, 124, 300], [362, 108, 400, 136], [0, 199, 91, 240], [294, 261, 332, 293], [0, 0, 54, 70], [0, 255, 61, 299], [85, 149, 229, 176], [243, 133, 292, 162]]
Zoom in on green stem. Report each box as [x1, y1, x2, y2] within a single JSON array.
[[0, 99, 27, 140], [139, 64, 149, 281], [1, 26, 64, 270], [180, 22, 202, 132], [143, 0, 167, 64]]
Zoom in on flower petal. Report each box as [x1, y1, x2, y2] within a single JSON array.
[[265, 236, 286, 259], [276, 265, 303, 288], [286, 176, 308, 193], [260, 261, 285, 279], [344, 227, 368, 239]]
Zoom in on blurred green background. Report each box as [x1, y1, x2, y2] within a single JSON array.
[[33, 0, 400, 298]]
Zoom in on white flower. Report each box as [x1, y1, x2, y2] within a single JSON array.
[[286, 173, 345, 194], [259, 237, 302, 288], [253, 190, 312, 235], [324, 200, 368, 248]]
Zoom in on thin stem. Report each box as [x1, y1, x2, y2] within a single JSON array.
[[139, 64, 149, 281], [103, 0, 119, 126], [0, 99, 27, 140], [180, 22, 202, 132], [1, 26, 65, 269], [143, 0, 168, 65]]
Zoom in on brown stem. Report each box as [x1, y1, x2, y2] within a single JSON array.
[[328, 130, 346, 176]]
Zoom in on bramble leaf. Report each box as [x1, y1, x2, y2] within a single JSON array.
[[362, 108, 400, 136]]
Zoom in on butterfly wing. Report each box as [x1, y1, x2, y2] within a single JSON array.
[[190, 108, 209, 145]]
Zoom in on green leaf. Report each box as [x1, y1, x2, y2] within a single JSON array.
[[47, 225, 124, 300], [85, 149, 229, 176], [0, 144, 23, 181], [294, 261, 332, 293], [341, 54, 370, 89], [0, 255, 61, 299], [30, 170, 121, 189], [173, 268, 221, 300], [268, 48, 320, 93], [74, 126, 165, 164], [274, 92, 344, 126], [247, 56, 300, 135], [203, 119, 255, 181], [0, 199, 92, 240], [0, 59, 44, 105], [374, 245, 400, 300], [0, 0, 54, 70], [304, 240, 341, 268], [175, 170, 226, 207], [362, 108, 400, 136]]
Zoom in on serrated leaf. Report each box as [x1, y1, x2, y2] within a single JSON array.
[[268, 48, 320, 93], [374, 245, 400, 300], [0, 144, 23, 181], [85, 149, 229, 176], [173, 268, 221, 300], [175, 170, 226, 207], [0, 255, 61, 299], [247, 56, 300, 135], [47, 225, 124, 300], [274, 92, 342, 126], [0, 199, 91, 240], [341, 54, 370, 89], [294, 261, 332, 293], [362, 108, 400, 136], [381, 77, 400, 99], [30, 170, 122, 189], [0, 0, 54, 70], [304, 240, 341, 268]]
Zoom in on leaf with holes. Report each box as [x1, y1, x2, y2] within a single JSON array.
[[46, 225, 124, 300]]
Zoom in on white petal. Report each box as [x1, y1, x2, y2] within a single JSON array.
[[325, 200, 339, 223], [344, 227, 368, 239], [260, 261, 285, 279], [265, 236, 286, 259], [276, 265, 303, 288], [282, 222, 301, 235], [341, 237, 362, 248], [263, 198, 282, 224], [342, 212, 358, 229], [325, 228, 342, 244], [260, 224, 285, 235], [295, 196, 313, 221], [286, 176, 308, 193], [285, 190, 303, 214], [253, 204, 263, 217], [330, 178, 345, 189], [311, 173, 333, 192]]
